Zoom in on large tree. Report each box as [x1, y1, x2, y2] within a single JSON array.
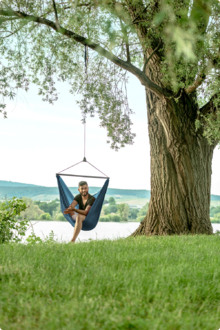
[[1, 0, 220, 236]]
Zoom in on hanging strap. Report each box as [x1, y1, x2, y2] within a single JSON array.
[[57, 159, 109, 178], [84, 44, 88, 160]]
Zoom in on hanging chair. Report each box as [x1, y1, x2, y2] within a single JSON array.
[[56, 45, 109, 231], [56, 158, 109, 231]]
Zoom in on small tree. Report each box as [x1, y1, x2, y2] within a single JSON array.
[[137, 203, 149, 217], [103, 205, 110, 215], [0, 197, 28, 244], [108, 204, 118, 213], [20, 197, 44, 220], [122, 204, 130, 222], [40, 213, 52, 220], [117, 204, 126, 218], [129, 208, 139, 220], [111, 214, 121, 222], [211, 213, 220, 223], [108, 197, 116, 205], [55, 213, 66, 221]]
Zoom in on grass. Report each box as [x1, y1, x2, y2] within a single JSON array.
[[1, 235, 220, 330]]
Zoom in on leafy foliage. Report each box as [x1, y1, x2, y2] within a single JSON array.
[[0, 0, 220, 146], [39, 212, 52, 220], [128, 207, 139, 220], [108, 197, 116, 204], [0, 197, 28, 244], [19, 197, 44, 220], [34, 199, 60, 216], [137, 202, 149, 217]]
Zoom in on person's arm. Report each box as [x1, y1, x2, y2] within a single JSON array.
[[71, 205, 92, 216], [63, 200, 78, 214]]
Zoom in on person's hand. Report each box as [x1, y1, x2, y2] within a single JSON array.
[[63, 206, 74, 214]]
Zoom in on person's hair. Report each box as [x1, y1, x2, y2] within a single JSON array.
[[78, 181, 88, 187]]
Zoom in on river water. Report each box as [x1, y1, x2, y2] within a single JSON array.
[[20, 221, 220, 244]]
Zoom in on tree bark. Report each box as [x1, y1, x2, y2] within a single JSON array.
[[131, 89, 215, 236]]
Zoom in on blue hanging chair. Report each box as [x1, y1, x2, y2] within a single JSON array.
[[56, 159, 109, 231]]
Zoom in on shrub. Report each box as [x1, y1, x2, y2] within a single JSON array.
[[211, 213, 220, 223], [0, 197, 28, 244], [129, 208, 139, 220], [136, 215, 146, 223], [137, 203, 149, 217], [99, 215, 111, 222], [108, 197, 116, 205], [39, 213, 52, 220], [55, 213, 66, 221], [103, 205, 110, 215], [108, 204, 118, 213], [111, 214, 121, 222]]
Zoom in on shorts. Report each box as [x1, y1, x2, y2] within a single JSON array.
[[71, 212, 78, 221]]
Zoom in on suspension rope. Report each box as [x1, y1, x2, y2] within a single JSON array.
[[84, 45, 88, 161], [56, 45, 109, 179]]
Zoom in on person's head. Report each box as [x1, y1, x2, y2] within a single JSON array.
[[78, 181, 89, 196]]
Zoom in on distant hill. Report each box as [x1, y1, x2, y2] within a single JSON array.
[[0, 180, 220, 202], [0, 181, 41, 187]]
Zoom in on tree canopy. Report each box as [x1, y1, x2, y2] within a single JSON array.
[[0, 0, 220, 148]]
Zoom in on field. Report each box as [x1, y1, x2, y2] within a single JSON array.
[[1, 234, 220, 329]]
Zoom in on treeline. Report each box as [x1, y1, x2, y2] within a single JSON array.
[[99, 197, 148, 222], [14, 197, 148, 222], [3, 196, 220, 223], [210, 206, 220, 223]]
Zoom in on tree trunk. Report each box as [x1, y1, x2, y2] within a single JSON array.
[[132, 89, 215, 236]]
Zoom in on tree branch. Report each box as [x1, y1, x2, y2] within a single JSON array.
[[184, 73, 206, 94], [126, 40, 130, 63], [52, 0, 60, 30], [119, 19, 130, 63], [132, 4, 150, 23], [0, 8, 172, 99], [199, 93, 219, 116]]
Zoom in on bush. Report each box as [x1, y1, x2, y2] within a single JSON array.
[[211, 213, 220, 223], [103, 205, 110, 215], [108, 204, 118, 213], [20, 197, 44, 220], [34, 200, 60, 216], [0, 197, 28, 244], [137, 203, 149, 217], [108, 197, 116, 205], [136, 215, 146, 223], [39, 213, 52, 220], [111, 214, 121, 222], [210, 206, 220, 218], [99, 215, 111, 222], [129, 208, 139, 220], [55, 213, 66, 221]]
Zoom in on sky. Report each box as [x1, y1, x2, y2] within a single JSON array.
[[1, 73, 220, 194]]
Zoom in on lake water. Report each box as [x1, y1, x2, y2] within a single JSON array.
[[20, 221, 220, 244]]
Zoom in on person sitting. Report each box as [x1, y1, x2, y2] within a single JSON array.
[[63, 181, 95, 243]]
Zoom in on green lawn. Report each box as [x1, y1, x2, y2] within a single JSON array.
[[1, 235, 220, 329]]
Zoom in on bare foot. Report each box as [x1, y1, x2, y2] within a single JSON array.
[[69, 239, 75, 244]]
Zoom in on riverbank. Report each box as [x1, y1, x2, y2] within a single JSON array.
[[1, 235, 220, 329]]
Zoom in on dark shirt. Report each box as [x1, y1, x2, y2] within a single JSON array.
[[74, 193, 96, 210]]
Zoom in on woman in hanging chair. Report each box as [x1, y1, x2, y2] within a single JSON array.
[[63, 181, 96, 243]]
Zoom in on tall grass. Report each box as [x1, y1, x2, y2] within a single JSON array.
[[1, 235, 220, 330]]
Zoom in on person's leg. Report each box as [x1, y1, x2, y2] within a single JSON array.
[[69, 212, 77, 242], [71, 214, 86, 243]]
